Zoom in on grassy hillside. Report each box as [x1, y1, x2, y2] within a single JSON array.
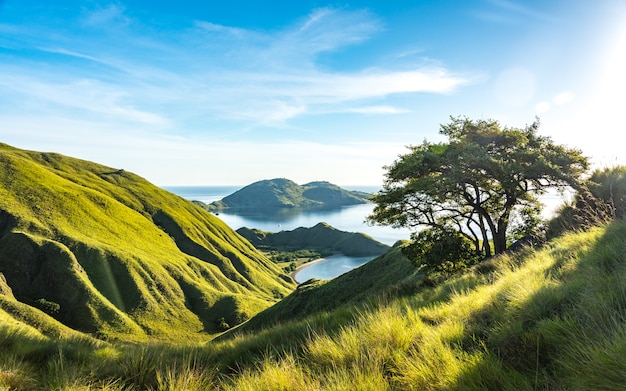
[[3, 221, 624, 390], [230, 241, 417, 334], [0, 143, 294, 342], [207, 178, 371, 209], [236, 222, 390, 257]]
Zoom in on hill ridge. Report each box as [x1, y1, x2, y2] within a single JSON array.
[[237, 222, 390, 257], [0, 143, 294, 342]]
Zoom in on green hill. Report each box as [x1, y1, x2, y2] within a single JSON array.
[[230, 240, 417, 334], [2, 222, 625, 389], [2, 142, 625, 389], [236, 222, 390, 257], [206, 178, 371, 210], [0, 143, 294, 342]]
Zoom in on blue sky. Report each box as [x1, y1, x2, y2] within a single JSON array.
[[1, 0, 625, 185]]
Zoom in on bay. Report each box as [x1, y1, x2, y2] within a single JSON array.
[[163, 185, 412, 281], [163, 185, 412, 246], [163, 186, 569, 282], [292, 255, 372, 283]]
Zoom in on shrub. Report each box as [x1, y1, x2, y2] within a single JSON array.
[[33, 298, 61, 315], [402, 227, 481, 275]]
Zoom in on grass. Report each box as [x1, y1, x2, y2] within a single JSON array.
[[0, 144, 294, 342], [1, 220, 624, 389], [231, 241, 419, 334]]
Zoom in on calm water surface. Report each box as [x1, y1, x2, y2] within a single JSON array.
[[164, 185, 412, 246], [292, 255, 372, 283], [164, 186, 567, 281]]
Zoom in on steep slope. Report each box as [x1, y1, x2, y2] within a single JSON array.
[[236, 222, 390, 257], [228, 241, 417, 334], [0, 143, 294, 342], [214, 223, 626, 390], [208, 178, 371, 209], [1, 223, 625, 389]]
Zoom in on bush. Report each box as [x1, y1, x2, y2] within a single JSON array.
[[402, 227, 481, 275], [33, 298, 60, 315], [218, 317, 230, 331]]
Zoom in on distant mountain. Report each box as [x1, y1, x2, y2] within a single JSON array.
[[237, 222, 390, 257], [0, 143, 294, 342], [206, 178, 372, 210]]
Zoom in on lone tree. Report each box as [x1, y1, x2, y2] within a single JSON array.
[[368, 117, 589, 259]]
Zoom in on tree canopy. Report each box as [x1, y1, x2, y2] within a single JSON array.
[[368, 117, 589, 259]]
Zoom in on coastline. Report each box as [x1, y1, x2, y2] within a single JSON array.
[[289, 254, 376, 283], [290, 255, 338, 282]]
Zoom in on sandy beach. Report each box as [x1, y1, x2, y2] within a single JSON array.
[[290, 257, 325, 281]]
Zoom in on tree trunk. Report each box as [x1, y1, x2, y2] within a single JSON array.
[[494, 196, 515, 255], [478, 215, 491, 257], [493, 229, 508, 255], [475, 206, 495, 258]]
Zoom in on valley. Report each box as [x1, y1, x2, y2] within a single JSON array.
[[1, 144, 625, 390]]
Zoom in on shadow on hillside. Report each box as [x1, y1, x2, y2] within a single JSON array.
[[451, 222, 626, 389], [223, 244, 420, 338]]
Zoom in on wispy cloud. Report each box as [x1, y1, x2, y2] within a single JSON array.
[[473, 0, 555, 25], [344, 106, 411, 114], [80, 4, 133, 28], [0, 5, 470, 131], [0, 73, 169, 126]]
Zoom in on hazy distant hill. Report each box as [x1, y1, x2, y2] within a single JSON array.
[[0, 143, 294, 342], [207, 178, 372, 210], [237, 222, 390, 257]]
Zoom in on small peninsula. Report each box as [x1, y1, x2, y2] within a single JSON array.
[[237, 222, 390, 257]]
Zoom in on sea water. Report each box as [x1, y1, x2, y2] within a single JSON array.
[[163, 186, 568, 281], [163, 185, 412, 246], [163, 185, 410, 281]]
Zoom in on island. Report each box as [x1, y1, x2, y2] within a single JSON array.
[[198, 178, 372, 211]]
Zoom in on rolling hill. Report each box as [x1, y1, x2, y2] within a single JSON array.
[[206, 178, 372, 210], [236, 222, 390, 257], [3, 222, 624, 389], [229, 240, 418, 334], [0, 143, 295, 342]]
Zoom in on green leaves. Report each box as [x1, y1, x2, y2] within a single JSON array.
[[402, 227, 481, 275], [370, 116, 589, 260]]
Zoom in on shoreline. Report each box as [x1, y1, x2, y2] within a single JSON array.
[[289, 255, 340, 282]]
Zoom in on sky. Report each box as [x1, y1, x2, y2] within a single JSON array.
[[1, 0, 625, 186]]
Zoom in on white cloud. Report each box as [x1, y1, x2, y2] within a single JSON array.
[[477, 0, 555, 24], [0, 114, 405, 185], [80, 4, 132, 28], [345, 106, 410, 114], [0, 74, 169, 126], [0, 6, 470, 127], [533, 91, 574, 114]]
